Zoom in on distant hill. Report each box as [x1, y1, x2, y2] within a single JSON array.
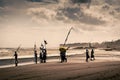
[[101, 39, 120, 50], [60, 39, 120, 50]]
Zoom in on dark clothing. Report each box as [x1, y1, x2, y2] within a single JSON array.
[[43, 49, 47, 63], [91, 51, 94, 58], [91, 49, 95, 60], [59, 48, 67, 63], [60, 52, 65, 63], [14, 52, 18, 66], [86, 49, 89, 62], [40, 49, 47, 63], [34, 51, 37, 64], [86, 50, 89, 58], [39, 52, 43, 63]]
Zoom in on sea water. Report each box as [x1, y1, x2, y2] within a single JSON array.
[[0, 48, 120, 68]]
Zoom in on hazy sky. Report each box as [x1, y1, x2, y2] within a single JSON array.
[[0, 0, 120, 48]]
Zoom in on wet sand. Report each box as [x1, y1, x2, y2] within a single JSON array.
[[0, 49, 120, 80], [0, 57, 120, 80]]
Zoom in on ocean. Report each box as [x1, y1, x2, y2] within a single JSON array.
[[0, 48, 120, 68]]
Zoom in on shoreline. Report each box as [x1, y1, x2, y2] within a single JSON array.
[[0, 53, 120, 68], [0, 61, 120, 80], [0, 49, 120, 68]]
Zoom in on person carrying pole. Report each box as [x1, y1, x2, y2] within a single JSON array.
[[14, 44, 21, 67], [14, 51, 18, 66], [59, 27, 72, 63], [59, 46, 70, 63]]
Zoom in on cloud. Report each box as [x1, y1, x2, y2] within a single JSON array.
[[71, 0, 90, 3], [56, 6, 82, 21], [0, 1, 4, 8], [27, 0, 90, 4], [0, 0, 120, 48], [27, 7, 57, 24], [0, 0, 106, 27], [27, 0, 105, 29], [105, 0, 120, 5], [27, 0, 43, 2], [0, 0, 119, 31], [27, 0, 58, 3]]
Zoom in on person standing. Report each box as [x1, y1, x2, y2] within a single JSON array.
[[59, 47, 65, 63], [39, 49, 43, 63], [39, 42, 47, 63], [14, 51, 18, 66], [86, 49, 90, 62], [43, 49, 47, 63], [59, 46, 69, 63], [14, 45, 21, 67], [34, 50, 37, 64], [91, 49, 95, 61]]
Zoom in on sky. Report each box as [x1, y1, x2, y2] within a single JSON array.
[[0, 0, 120, 48]]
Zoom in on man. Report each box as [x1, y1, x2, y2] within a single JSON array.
[[14, 51, 18, 66], [91, 49, 95, 61], [59, 46, 69, 63], [86, 49, 90, 62], [59, 47, 65, 63], [34, 50, 37, 64], [43, 49, 47, 63], [39, 49, 43, 63]]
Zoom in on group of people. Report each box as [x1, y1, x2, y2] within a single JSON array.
[[58, 46, 95, 63], [14, 47, 47, 67], [39, 46, 47, 63], [34, 43, 47, 64], [86, 48, 95, 62], [14, 46, 95, 67], [34, 48, 47, 64], [14, 40, 48, 66]]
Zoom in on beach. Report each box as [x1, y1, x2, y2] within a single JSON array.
[[0, 0, 120, 80], [0, 60, 120, 80], [0, 49, 120, 80]]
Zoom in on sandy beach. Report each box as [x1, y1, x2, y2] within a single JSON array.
[[0, 0, 120, 80], [0, 50, 120, 80]]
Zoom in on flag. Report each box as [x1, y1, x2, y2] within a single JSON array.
[[44, 40, 47, 45]]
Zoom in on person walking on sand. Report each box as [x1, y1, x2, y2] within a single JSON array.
[[14, 51, 18, 66], [86, 49, 90, 62], [34, 50, 37, 64], [43, 48, 47, 63], [14, 45, 21, 67], [59, 47, 65, 63], [39, 43, 47, 63], [59, 46, 69, 63], [63, 46, 70, 62], [91, 49, 95, 61], [39, 48, 43, 63]]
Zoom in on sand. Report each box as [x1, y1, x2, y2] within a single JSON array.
[[0, 57, 120, 80], [0, 49, 120, 80]]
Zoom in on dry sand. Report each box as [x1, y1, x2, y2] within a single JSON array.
[[0, 57, 120, 80]]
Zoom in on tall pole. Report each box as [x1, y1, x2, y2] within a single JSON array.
[[63, 27, 73, 46], [16, 44, 21, 52]]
